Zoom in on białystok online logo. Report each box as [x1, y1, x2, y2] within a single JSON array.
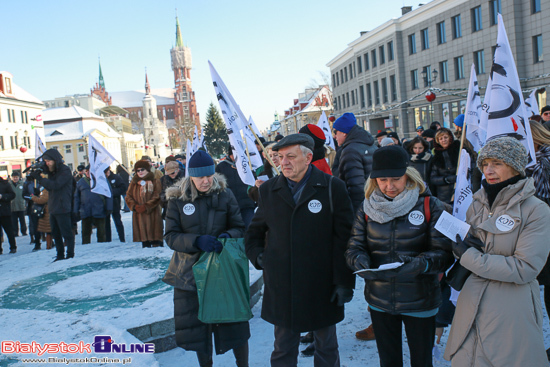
[[1, 335, 155, 356]]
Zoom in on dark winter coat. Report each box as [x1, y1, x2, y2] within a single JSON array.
[[116, 166, 130, 186], [107, 172, 127, 211], [345, 193, 454, 314], [125, 172, 163, 242], [247, 160, 278, 203], [0, 177, 15, 217], [430, 140, 461, 204], [162, 174, 247, 355], [74, 177, 113, 219], [23, 178, 38, 215], [32, 189, 51, 233], [410, 151, 436, 195], [10, 180, 26, 212], [245, 166, 355, 332], [160, 170, 185, 216], [36, 149, 74, 215], [333, 125, 377, 212], [216, 158, 256, 211]]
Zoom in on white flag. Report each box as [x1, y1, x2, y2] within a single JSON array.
[[209, 61, 255, 185], [247, 116, 264, 139], [317, 111, 335, 150], [185, 139, 194, 177], [192, 125, 200, 152], [35, 132, 47, 159], [464, 64, 486, 152], [480, 14, 536, 166], [243, 123, 263, 172], [525, 89, 539, 117], [88, 135, 116, 198], [452, 150, 473, 221]]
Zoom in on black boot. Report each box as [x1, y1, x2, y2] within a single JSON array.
[[301, 343, 315, 357], [32, 242, 41, 252]]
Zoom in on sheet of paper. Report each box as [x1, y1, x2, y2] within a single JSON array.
[[435, 210, 470, 242], [354, 262, 403, 274], [257, 175, 269, 182]]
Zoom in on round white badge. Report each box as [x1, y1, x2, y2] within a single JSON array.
[[183, 203, 196, 215], [308, 200, 322, 213], [140, 180, 146, 186], [495, 214, 515, 232], [408, 210, 424, 225], [19, 186, 23, 189], [111, 179, 116, 184]]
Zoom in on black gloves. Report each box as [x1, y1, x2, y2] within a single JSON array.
[[453, 234, 484, 260], [395, 256, 429, 278], [444, 175, 457, 184], [218, 232, 231, 239], [29, 169, 43, 180], [33, 188, 41, 196], [330, 286, 353, 306], [354, 254, 370, 271], [195, 235, 223, 253]]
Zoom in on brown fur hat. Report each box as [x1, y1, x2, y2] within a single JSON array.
[[134, 160, 151, 172]]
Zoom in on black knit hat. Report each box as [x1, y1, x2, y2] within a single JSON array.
[[370, 145, 409, 178], [299, 124, 326, 149], [188, 151, 215, 177], [422, 129, 436, 139], [541, 105, 550, 115]]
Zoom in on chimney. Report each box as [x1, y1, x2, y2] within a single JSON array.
[[401, 6, 413, 15], [360, 31, 368, 36]]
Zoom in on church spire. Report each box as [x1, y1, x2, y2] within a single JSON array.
[[98, 58, 105, 89], [175, 16, 184, 48], [145, 71, 151, 95]]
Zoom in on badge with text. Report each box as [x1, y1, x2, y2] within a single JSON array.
[[495, 214, 515, 232], [408, 210, 424, 225], [308, 200, 322, 213], [140, 180, 146, 186], [183, 203, 195, 215]]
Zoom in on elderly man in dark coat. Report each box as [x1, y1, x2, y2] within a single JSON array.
[[246, 133, 355, 367]]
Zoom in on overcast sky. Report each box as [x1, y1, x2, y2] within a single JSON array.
[[2, 0, 414, 130]]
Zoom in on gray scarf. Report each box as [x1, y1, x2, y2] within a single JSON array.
[[363, 186, 420, 223]]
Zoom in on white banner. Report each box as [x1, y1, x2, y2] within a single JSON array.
[[452, 149, 473, 221], [185, 139, 194, 177], [35, 132, 47, 159], [88, 135, 116, 198], [464, 64, 486, 152], [525, 89, 539, 117], [192, 125, 200, 153], [243, 122, 263, 172], [209, 61, 255, 185], [480, 14, 536, 166], [316, 111, 335, 150]]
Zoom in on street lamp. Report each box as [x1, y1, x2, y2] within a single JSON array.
[[421, 68, 438, 124]]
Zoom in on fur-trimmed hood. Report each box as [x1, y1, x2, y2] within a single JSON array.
[[165, 173, 227, 202], [432, 139, 461, 169], [131, 171, 155, 183]]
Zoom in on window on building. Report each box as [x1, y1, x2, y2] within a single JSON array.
[[346, 92, 350, 108], [390, 75, 397, 101], [455, 56, 465, 79], [332, 74, 336, 87], [388, 41, 394, 61], [337, 96, 341, 110], [67, 163, 73, 171], [349, 64, 353, 80], [78, 143, 84, 152], [336, 72, 340, 86], [364, 53, 370, 70], [534, 35, 543, 62], [474, 50, 486, 74], [379, 46, 385, 64], [423, 65, 432, 87], [373, 81, 380, 105], [382, 78, 388, 103], [366, 83, 372, 106], [64, 144, 72, 154], [351, 90, 355, 105], [357, 56, 363, 73], [437, 21, 446, 44], [10, 136, 14, 149], [532, 0, 541, 13], [20, 111, 28, 124], [0, 136, 3, 150], [452, 15, 462, 38], [52, 146, 59, 150], [359, 85, 365, 108], [490, 0, 501, 26], [409, 34, 417, 54], [340, 70, 344, 84], [353, 62, 356, 77], [411, 69, 419, 90], [421, 28, 430, 50], [440, 60, 449, 82], [372, 50, 377, 67], [344, 67, 348, 82], [472, 6, 483, 32]]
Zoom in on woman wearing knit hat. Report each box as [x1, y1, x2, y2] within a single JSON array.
[[444, 137, 550, 366], [346, 145, 453, 367], [125, 160, 163, 248], [299, 124, 331, 174], [162, 150, 248, 367]]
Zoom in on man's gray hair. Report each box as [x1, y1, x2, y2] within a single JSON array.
[[299, 145, 313, 157]]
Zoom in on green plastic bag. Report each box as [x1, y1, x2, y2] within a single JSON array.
[[192, 238, 253, 323]]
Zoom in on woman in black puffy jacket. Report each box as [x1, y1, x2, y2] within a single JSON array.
[[345, 145, 453, 367], [162, 151, 247, 367], [430, 128, 461, 204]]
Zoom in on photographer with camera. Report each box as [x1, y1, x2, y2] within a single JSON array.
[[29, 149, 75, 261], [0, 175, 17, 254]]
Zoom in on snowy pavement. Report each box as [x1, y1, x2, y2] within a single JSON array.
[[1, 211, 549, 366]]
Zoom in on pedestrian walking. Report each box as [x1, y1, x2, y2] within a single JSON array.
[[9, 172, 27, 237]]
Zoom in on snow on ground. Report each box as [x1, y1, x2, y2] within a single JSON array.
[[1, 211, 549, 366]]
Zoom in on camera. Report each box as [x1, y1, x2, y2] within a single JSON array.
[[23, 160, 47, 174]]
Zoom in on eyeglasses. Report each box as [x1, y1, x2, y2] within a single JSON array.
[[168, 171, 178, 175], [136, 169, 146, 172]]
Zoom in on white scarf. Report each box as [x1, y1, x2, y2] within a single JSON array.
[[363, 186, 420, 223]]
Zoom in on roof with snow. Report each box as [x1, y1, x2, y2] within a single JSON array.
[[110, 88, 175, 108], [42, 106, 103, 122], [0, 73, 43, 105], [44, 119, 120, 142]]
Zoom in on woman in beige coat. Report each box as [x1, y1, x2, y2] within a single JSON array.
[[444, 137, 550, 366]]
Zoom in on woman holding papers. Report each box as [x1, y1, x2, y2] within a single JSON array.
[[346, 145, 453, 367], [444, 137, 550, 366]]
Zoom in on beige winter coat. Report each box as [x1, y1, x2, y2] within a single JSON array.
[[444, 178, 550, 366]]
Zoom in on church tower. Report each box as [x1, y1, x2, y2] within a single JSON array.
[[171, 16, 200, 144], [91, 59, 112, 105], [142, 73, 170, 159]]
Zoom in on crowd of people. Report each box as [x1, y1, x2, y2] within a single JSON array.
[[2, 106, 550, 367]]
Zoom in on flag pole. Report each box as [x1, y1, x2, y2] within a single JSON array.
[[241, 131, 253, 170], [247, 127, 279, 175], [456, 123, 467, 176]]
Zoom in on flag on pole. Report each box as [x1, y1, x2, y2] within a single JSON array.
[[317, 111, 335, 150], [464, 64, 486, 152], [524, 89, 539, 117], [452, 149, 473, 221], [247, 116, 264, 139], [243, 122, 264, 172], [35, 132, 47, 159], [185, 139, 194, 177], [87, 134, 116, 198], [209, 61, 255, 185], [480, 14, 536, 166], [192, 125, 200, 152]]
